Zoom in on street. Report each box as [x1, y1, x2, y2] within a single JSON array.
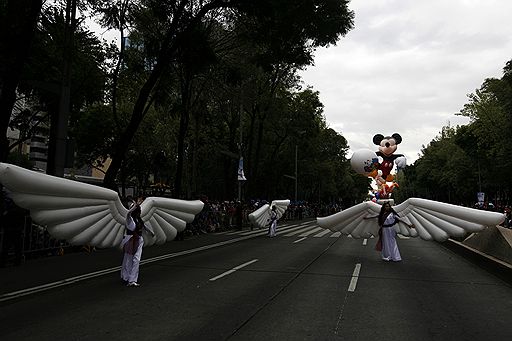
[[1, 220, 511, 340]]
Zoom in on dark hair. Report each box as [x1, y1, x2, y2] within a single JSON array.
[[378, 202, 398, 227], [130, 205, 145, 233]]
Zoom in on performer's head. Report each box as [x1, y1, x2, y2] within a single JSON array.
[[381, 202, 392, 213], [131, 204, 141, 218]]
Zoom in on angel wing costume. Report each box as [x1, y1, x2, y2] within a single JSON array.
[[317, 198, 505, 242], [0, 163, 204, 248], [248, 200, 290, 229]]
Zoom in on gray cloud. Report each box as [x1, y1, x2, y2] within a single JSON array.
[[300, 0, 512, 164]]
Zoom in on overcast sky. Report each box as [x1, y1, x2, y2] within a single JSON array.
[[299, 0, 512, 164]]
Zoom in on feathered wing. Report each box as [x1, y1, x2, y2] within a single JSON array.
[[248, 199, 290, 229], [317, 201, 382, 238], [317, 198, 505, 242], [139, 197, 203, 246], [0, 163, 203, 248], [393, 198, 505, 241], [271, 199, 290, 219], [248, 203, 270, 228]]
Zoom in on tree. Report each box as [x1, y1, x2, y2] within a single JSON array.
[[0, 0, 43, 161], [101, 0, 354, 191]]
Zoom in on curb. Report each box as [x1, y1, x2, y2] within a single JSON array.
[[442, 238, 512, 285]]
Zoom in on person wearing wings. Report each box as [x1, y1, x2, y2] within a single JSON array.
[[318, 198, 505, 262], [268, 205, 278, 237], [121, 197, 155, 287], [248, 200, 290, 234], [364, 201, 414, 262], [0, 163, 204, 280]]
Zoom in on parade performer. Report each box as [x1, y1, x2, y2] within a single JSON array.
[[364, 202, 414, 261], [248, 200, 290, 234], [0, 163, 204, 249], [121, 198, 153, 286], [268, 205, 278, 237]]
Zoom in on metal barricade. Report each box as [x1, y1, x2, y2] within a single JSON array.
[[23, 220, 69, 257]]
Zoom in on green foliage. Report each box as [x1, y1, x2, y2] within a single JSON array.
[[399, 59, 512, 205]]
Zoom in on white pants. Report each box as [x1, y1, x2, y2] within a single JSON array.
[[121, 235, 144, 283], [381, 227, 401, 261], [269, 220, 277, 237]]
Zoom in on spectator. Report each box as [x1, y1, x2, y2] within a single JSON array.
[[1, 191, 29, 267]]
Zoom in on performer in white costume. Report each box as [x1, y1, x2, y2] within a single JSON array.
[[365, 201, 414, 261], [268, 205, 278, 237], [121, 199, 153, 286], [0, 163, 204, 249], [247, 200, 290, 233]]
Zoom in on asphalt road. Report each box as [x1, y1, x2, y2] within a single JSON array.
[[1, 220, 511, 341]]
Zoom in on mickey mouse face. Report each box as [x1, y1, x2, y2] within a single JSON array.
[[373, 133, 402, 156], [379, 137, 397, 155]]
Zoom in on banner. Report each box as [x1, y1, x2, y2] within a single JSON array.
[[477, 192, 485, 207], [237, 157, 247, 181]]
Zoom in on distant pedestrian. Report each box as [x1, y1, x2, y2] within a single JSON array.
[[268, 205, 278, 237], [121, 197, 153, 287], [235, 201, 243, 230], [1, 191, 29, 267]]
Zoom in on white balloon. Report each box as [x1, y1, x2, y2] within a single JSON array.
[[350, 149, 379, 176], [395, 156, 407, 170]]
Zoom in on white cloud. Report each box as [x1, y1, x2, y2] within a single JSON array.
[[300, 0, 512, 164]]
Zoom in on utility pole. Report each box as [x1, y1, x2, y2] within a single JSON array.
[[47, 0, 76, 176], [295, 144, 298, 202]]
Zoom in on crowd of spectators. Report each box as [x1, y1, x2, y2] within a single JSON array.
[[181, 198, 344, 236], [472, 201, 511, 228]]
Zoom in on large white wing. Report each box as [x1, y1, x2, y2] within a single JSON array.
[[393, 198, 504, 241], [139, 197, 203, 246], [0, 163, 203, 248], [317, 201, 382, 239], [317, 198, 505, 241], [248, 199, 290, 229]]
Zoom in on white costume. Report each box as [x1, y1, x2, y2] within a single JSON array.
[[121, 205, 144, 284], [269, 209, 278, 237], [248, 199, 290, 230], [380, 213, 401, 261]]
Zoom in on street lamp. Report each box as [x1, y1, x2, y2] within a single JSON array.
[[294, 144, 298, 202], [284, 131, 306, 202]]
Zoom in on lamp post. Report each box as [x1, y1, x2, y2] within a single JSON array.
[[294, 144, 298, 202], [284, 131, 305, 203]]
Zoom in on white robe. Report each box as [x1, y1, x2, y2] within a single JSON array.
[[381, 213, 402, 261], [120, 214, 144, 283], [269, 210, 278, 237]]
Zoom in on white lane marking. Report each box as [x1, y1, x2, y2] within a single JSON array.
[[0, 230, 272, 302], [298, 227, 324, 237], [293, 237, 307, 244], [283, 226, 317, 237], [348, 263, 362, 292], [330, 232, 342, 238], [313, 229, 331, 237], [362, 239, 368, 246], [238, 223, 302, 236], [209, 259, 259, 281]]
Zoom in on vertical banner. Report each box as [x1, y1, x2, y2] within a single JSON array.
[[237, 157, 247, 181], [477, 192, 485, 207]]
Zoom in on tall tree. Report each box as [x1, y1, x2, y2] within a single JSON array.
[[101, 0, 354, 191], [0, 0, 43, 161]]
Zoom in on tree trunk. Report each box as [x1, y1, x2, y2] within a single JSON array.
[[174, 75, 191, 198]]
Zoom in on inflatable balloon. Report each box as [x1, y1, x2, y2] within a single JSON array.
[[350, 149, 379, 176]]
